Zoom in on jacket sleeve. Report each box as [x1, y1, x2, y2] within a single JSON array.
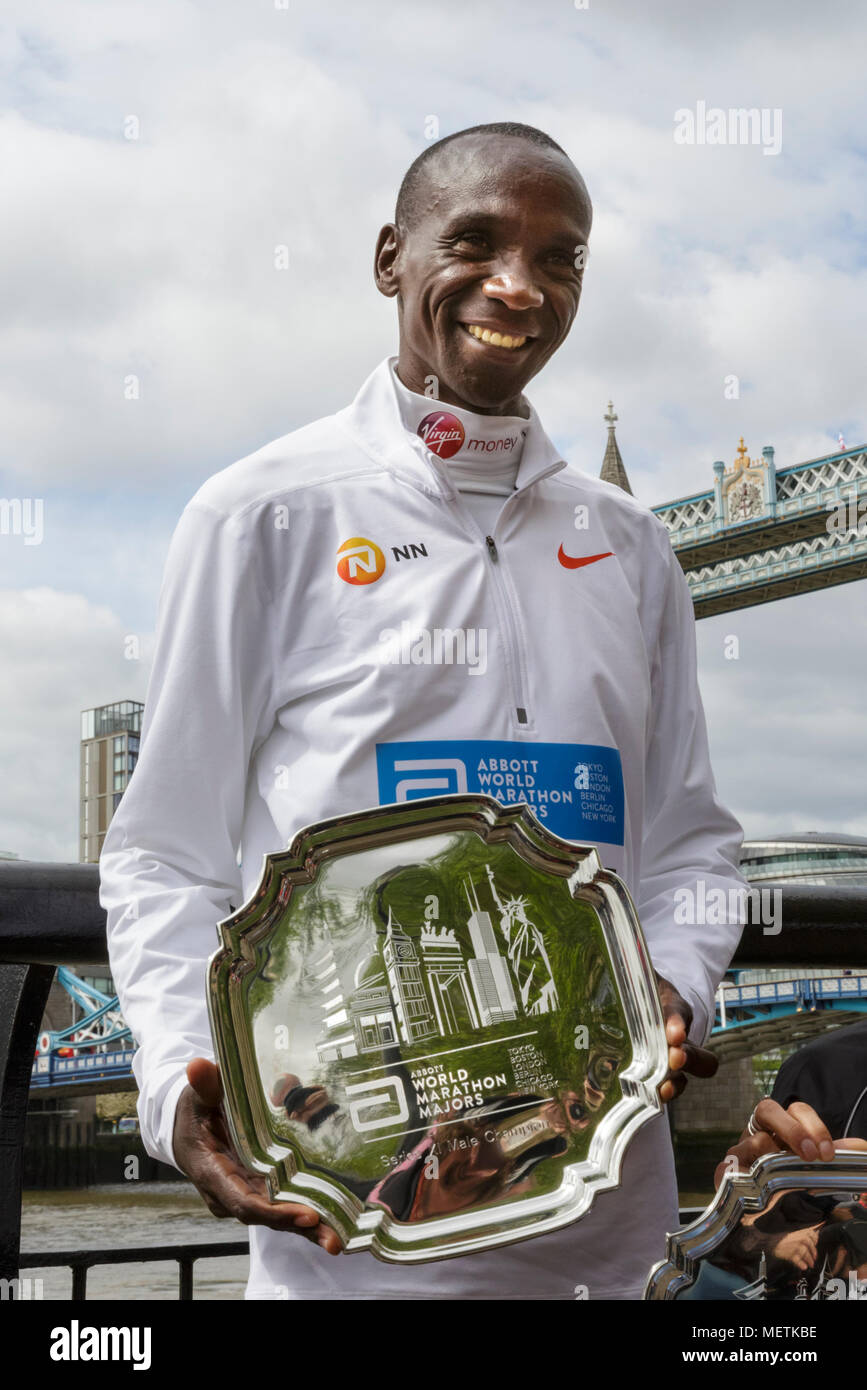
[[636, 531, 747, 1046], [99, 499, 274, 1169]]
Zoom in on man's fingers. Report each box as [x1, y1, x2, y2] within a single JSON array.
[[174, 1076, 343, 1251], [659, 1071, 687, 1104], [313, 1225, 343, 1255], [659, 1037, 718, 1106], [172, 1080, 343, 1252], [664, 1013, 688, 1048], [789, 1226, 821, 1270], [714, 1131, 781, 1188], [680, 1041, 719, 1080], [751, 1097, 835, 1162], [656, 976, 693, 1040], [786, 1101, 835, 1162], [210, 1160, 318, 1225], [186, 1057, 223, 1109], [730, 1132, 781, 1170], [200, 1151, 342, 1243]]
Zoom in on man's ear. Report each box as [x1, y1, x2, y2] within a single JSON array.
[[374, 223, 401, 299]]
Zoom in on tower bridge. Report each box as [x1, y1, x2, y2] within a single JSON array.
[[30, 966, 134, 1095], [651, 436, 867, 618], [709, 974, 867, 1064]]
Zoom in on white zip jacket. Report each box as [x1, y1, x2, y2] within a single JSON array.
[[100, 355, 746, 1299]]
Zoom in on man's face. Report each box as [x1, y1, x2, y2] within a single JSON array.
[[376, 134, 592, 414]]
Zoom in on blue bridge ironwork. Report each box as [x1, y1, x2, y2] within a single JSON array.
[[653, 440, 867, 618], [31, 965, 134, 1090]]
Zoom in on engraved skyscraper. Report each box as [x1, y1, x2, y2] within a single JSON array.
[[464, 878, 518, 1025]]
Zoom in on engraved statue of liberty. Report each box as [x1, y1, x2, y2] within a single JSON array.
[[484, 863, 559, 1015]]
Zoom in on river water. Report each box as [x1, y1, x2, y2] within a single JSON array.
[[21, 1183, 249, 1300], [21, 1183, 714, 1301]]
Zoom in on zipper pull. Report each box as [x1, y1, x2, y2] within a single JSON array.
[[485, 535, 499, 562]]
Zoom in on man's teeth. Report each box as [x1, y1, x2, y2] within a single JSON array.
[[465, 324, 527, 350]]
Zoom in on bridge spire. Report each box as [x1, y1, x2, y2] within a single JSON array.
[[600, 400, 633, 495]]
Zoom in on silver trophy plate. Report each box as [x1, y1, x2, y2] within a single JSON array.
[[207, 794, 668, 1263], [644, 1149, 867, 1300]]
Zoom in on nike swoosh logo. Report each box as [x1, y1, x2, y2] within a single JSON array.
[[557, 545, 614, 569]]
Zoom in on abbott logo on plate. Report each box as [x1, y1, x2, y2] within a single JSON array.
[[207, 793, 667, 1263]]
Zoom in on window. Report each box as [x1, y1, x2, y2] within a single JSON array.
[[82, 974, 114, 994]]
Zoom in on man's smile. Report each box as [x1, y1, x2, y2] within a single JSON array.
[[460, 321, 532, 352]]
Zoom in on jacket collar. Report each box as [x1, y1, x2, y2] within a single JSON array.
[[336, 356, 567, 500]]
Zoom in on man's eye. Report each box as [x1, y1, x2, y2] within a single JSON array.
[[454, 233, 490, 251]]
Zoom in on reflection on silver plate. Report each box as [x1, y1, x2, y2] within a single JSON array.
[[644, 1149, 867, 1300], [207, 794, 668, 1263]]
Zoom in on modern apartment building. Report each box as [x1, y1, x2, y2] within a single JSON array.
[[79, 700, 143, 863]]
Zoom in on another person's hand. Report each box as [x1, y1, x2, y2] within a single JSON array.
[[655, 974, 718, 1104], [713, 1097, 867, 1189], [770, 1223, 822, 1273], [171, 1057, 342, 1253]]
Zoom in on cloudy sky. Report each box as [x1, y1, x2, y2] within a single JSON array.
[[1, 0, 865, 862]]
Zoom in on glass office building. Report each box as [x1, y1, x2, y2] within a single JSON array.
[[740, 832, 867, 886]]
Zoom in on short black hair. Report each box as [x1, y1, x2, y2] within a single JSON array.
[[395, 121, 577, 232]]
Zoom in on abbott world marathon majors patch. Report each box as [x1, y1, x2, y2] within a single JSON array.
[[376, 740, 625, 853]]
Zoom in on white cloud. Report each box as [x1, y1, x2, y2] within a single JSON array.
[[698, 581, 867, 839], [1, 0, 865, 861], [0, 588, 152, 861]]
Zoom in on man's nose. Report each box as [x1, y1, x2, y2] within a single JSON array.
[[482, 270, 544, 311]]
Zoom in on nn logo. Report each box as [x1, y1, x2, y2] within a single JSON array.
[[337, 536, 428, 583], [337, 536, 386, 585]]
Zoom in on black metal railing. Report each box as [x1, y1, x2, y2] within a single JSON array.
[[17, 1240, 249, 1300], [2, 861, 867, 1296]]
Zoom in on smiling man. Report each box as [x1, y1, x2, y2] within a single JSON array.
[[100, 122, 747, 1300], [379, 125, 589, 414]]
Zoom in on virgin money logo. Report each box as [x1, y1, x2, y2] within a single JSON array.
[[417, 412, 465, 458]]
